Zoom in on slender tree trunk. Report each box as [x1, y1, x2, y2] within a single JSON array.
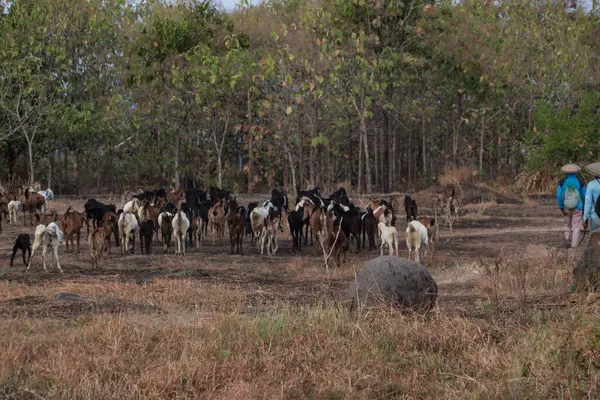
[[392, 126, 397, 190], [479, 112, 485, 174], [26, 137, 34, 187], [299, 109, 304, 189], [217, 148, 223, 188], [63, 149, 68, 193], [361, 121, 372, 194], [214, 116, 229, 189], [408, 129, 413, 188], [388, 118, 393, 192], [75, 152, 81, 195], [422, 112, 427, 177], [374, 129, 379, 190], [47, 155, 52, 190], [246, 90, 253, 194], [379, 129, 384, 192], [308, 107, 317, 188], [358, 132, 363, 195], [96, 157, 101, 193], [454, 93, 464, 166], [174, 134, 180, 189]]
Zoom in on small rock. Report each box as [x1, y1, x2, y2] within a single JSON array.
[[346, 256, 438, 312], [55, 293, 92, 302]]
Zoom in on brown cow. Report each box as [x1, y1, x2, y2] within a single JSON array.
[[88, 228, 106, 269], [60, 207, 88, 253], [167, 188, 184, 206], [227, 205, 246, 255], [102, 211, 119, 252], [302, 200, 327, 254], [208, 199, 226, 245], [35, 210, 58, 225], [20, 189, 45, 226], [0, 201, 8, 234]]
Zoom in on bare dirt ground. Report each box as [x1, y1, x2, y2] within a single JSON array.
[[0, 193, 568, 318]]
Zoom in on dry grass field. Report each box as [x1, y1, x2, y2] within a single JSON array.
[[0, 193, 598, 399]]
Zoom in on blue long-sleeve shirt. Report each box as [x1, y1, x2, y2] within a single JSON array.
[[557, 173, 586, 211], [584, 178, 600, 222]]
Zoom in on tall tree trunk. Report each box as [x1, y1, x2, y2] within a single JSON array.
[[358, 132, 363, 195], [26, 137, 34, 187], [246, 90, 253, 194], [379, 130, 384, 192], [373, 128, 380, 191], [454, 93, 464, 166], [217, 150, 223, 188], [388, 117, 393, 192], [174, 134, 180, 189], [408, 129, 413, 188], [298, 109, 304, 189], [214, 116, 230, 189], [308, 107, 318, 188], [75, 152, 80, 195], [479, 112, 485, 174], [47, 155, 52, 190], [422, 111, 427, 177], [361, 121, 372, 194], [392, 125, 397, 190], [96, 157, 101, 194], [63, 149, 68, 193]]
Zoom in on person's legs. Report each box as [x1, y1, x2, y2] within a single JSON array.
[[591, 218, 600, 234], [571, 210, 583, 248], [564, 212, 573, 243]]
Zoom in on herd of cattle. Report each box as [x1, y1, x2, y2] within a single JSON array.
[[0, 185, 461, 272]]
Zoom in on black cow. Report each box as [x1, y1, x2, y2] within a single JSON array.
[[271, 188, 289, 213], [162, 202, 178, 215], [361, 211, 378, 251], [329, 188, 350, 207], [197, 200, 212, 239], [404, 195, 418, 223], [328, 201, 361, 253], [84, 199, 117, 232], [185, 188, 208, 210], [10, 234, 31, 266], [209, 186, 232, 205], [288, 208, 304, 252], [296, 186, 322, 206], [133, 188, 167, 203], [139, 220, 154, 254]]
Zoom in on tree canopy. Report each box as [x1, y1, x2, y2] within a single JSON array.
[[0, 0, 598, 194]]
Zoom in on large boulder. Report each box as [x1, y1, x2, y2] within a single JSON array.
[[346, 256, 438, 312], [573, 231, 600, 290]]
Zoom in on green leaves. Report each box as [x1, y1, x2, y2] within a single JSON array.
[[311, 135, 330, 147]]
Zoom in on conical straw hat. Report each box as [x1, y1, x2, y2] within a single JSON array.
[[585, 162, 600, 176], [561, 163, 581, 173]]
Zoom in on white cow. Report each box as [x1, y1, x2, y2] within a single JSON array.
[[172, 210, 190, 255], [26, 222, 65, 272]]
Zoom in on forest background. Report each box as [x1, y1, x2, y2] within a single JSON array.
[[0, 0, 598, 195]]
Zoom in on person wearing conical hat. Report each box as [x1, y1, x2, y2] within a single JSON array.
[[583, 162, 600, 235], [558, 163, 586, 248]]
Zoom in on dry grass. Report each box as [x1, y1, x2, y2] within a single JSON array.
[[513, 171, 557, 195], [476, 247, 574, 309], [1, 255, 600, 399], [438, 166, 479, 186]]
